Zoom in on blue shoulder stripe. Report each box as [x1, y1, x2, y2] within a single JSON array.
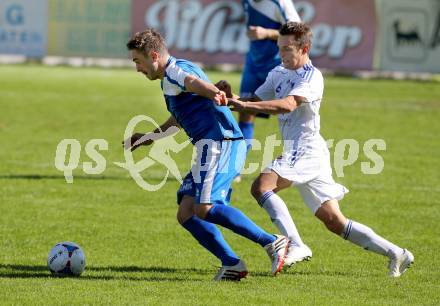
[[299, 62, 315, 83], [306, 68, 315, 82], [165, 71, 185, 91], [175, 59, 210, 82]]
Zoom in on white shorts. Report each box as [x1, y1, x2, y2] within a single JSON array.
[[267, 149, 349, 214], [295, 172, 349, 214]]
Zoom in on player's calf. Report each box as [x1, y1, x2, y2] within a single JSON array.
[[315, 200, 347, 234]]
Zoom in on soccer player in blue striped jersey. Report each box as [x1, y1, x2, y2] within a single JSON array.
[[238, 0, 301, 163], [124, 28, 289, 281]]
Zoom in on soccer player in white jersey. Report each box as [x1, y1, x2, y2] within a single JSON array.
[[124, 29, 289, 281], [222, 22, 414, 277], [238, 0, 301, 168]]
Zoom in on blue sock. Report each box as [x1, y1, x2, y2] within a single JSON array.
[[239, 122, 254, 151], [181, 216, 240, 266], [205, 205, 275, 247]]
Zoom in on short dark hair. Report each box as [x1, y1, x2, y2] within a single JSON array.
[[279, 22, 313, 49], [126, 28, 167, 54]]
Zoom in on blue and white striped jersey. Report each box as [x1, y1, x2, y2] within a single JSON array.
[[161, 57, 242, 144], [243, 0, 300, 70]]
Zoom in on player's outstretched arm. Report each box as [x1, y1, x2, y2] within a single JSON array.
[[228, 95, 306, 115], [216, 80, 264, 103], [184, 75, 227, 105], [123, 116, 180, 151]]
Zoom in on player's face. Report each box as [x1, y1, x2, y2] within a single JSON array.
[[131, 49, 160, 80], [278, 35, 308, 70]]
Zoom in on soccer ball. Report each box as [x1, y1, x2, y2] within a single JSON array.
[[47, 241, 86, 276]]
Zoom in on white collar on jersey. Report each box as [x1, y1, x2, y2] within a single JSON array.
[[165, 55, 174, 69]]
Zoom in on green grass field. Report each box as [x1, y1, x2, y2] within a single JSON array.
[[1, 65, 439, 305]]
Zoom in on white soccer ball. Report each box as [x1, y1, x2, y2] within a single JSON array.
[[47, 241, 86, 276]]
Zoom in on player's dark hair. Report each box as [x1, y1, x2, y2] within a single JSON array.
[[279, 22, 313, 49], [126, 28, 167, 55]]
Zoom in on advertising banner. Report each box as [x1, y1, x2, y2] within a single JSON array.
[[0, 0, 48, 57], [376, 0, 440, 73], [299, 0, 376, 70], [132, 0, 247, 65], [48, 0, 130, 58], [132, 0, 376, 70]]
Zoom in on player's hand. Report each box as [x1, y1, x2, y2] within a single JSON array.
[[227, 98, 247, 112], [122, 133, 153, 152], [247, 26, 268, 40], [215, 80, 233, 98], [213, 90, 228, 106]]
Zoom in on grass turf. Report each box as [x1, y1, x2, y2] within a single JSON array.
[[1, 65, 439, 305]]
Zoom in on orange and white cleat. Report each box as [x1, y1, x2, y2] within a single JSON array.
[[264, 235, 289, 275]]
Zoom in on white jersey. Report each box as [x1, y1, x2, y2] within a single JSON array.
[[255, 61, 325, 155], [256, 61, 348, 208]]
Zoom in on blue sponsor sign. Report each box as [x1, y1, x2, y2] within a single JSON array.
[[0, 0, 48, 57]]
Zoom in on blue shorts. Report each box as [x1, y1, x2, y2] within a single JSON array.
[[177, 139, 246, 205], [240, 56, 280, 98], [240, 59, 278, 119]]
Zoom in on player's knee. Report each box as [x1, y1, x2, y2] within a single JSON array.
[[194, 204, 211, 220], [250, 180, 264, 200], [176, 212, 184, 225], [194, 210, 205, 219], [176, 209, 192, 225], [176, 200, 194, 225]]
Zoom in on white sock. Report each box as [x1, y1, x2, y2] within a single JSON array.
[[341, 220, 401, 257], [259, 191, 304, 247]]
